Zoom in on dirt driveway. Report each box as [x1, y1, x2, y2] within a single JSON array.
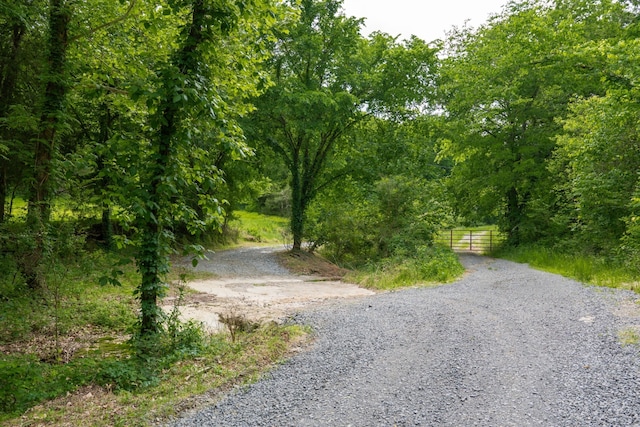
[[164, 246, 374, 332]]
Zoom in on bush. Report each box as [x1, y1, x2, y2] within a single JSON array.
[[348, 245, 464, 290], [309, 176, 453, 266], [621, 191, 640, 275]]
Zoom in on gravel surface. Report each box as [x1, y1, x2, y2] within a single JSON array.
[[192, 246, 292, 277], [168, 253, 640, 426]]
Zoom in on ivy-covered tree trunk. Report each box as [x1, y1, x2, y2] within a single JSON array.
[[136, 0, 207, 336], [29, 0, 69, 224], [17, 0, 70, 289], [0, 167, 6, 224], [289, 135, 321, 251], [137, 100, 177, 335]]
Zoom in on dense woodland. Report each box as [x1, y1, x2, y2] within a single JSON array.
[[1, 0, 640, 419]]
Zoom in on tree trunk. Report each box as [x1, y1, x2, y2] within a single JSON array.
[[290, 153, 305, 251], [137, 0, 206, 337], [0, 167, 6, 223], [97, 103, 114, 249], [101, 206, 113, 248], [505, 186, 521, 246], [138, 221, 165, 336], [29, 0, 69, 223], [0, 22, 26, 224], [19, 0, 70, 290], [138, 93, 177, 336]]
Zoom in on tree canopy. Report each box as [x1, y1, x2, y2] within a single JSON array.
[[245, 0, 438, 250], [1, 0, 639, 341]]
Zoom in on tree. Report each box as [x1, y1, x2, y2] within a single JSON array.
[[247, 0, 437, 250], [0, 0, 282, 335], [0, 0, 45, 224], [438, 0, 626, 244], [9, 0, 144, 288], [305, 115, 453, 263], [126, 0, 282, 336], [551, 6, 640, 252], [28, 0, 70, 225], [0, 2, 25, 223]]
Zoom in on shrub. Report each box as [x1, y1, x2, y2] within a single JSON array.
[[348, 245, 464, 290]]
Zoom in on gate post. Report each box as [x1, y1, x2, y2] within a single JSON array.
[[450, 229, 453, 249], [470, 230, 473, 251]]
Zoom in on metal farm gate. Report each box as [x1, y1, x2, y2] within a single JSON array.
[[436, 230, 505, 253]]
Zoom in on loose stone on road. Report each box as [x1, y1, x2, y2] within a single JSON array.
[[169, 250, 640, 427]]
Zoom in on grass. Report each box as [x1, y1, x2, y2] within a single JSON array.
[[347, 245, 465, 291], [226, 211, 290, 246], [619, 328, 640, 347], [494, 245, 640, 292], [3, 197, 93, 222], [2, 324, 307, 426], [0, 250, 139, 344], [0, 248, 308, 426]]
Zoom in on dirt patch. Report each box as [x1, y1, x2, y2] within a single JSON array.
[[164, 247, 374, 333], [275, 250, 349, 278]]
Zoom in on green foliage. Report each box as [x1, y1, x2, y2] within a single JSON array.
[[435, 0, 640, 264], [0, 248, 137, 343], [0, 316, 305, 424], [3, 0, 640, 418], [495, 244, 639, 291], [309, 173, 458, 290], [622, 187, 640, 274], [438, 0, 629, 244], [310, 174, 451, 265], [0, 354, 99, 420], [228, 210, 289, 245], [100, 320, 208, 392], [0, 319, 208, 419], [0, 0, 289, 336], [552, 94, 640, 250], [550, 29, 640, 256], [246, 0, 439, 250], [306, 115, 454, 264], [348, 245, 464, 291], [0, 230, 307, 423]]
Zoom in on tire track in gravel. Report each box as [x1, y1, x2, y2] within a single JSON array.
[[169, 253, 640, 427]]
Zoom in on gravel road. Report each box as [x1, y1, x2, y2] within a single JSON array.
[[169, 253, 640, 426]]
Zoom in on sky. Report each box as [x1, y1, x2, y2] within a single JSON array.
[[341, 0, 510, 42]]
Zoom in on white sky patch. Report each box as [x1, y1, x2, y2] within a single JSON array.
[[341, 0, 510, 42]]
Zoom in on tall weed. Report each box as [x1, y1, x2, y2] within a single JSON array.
[[495, 245, 640, 291], [348, 245, 464, 291]]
